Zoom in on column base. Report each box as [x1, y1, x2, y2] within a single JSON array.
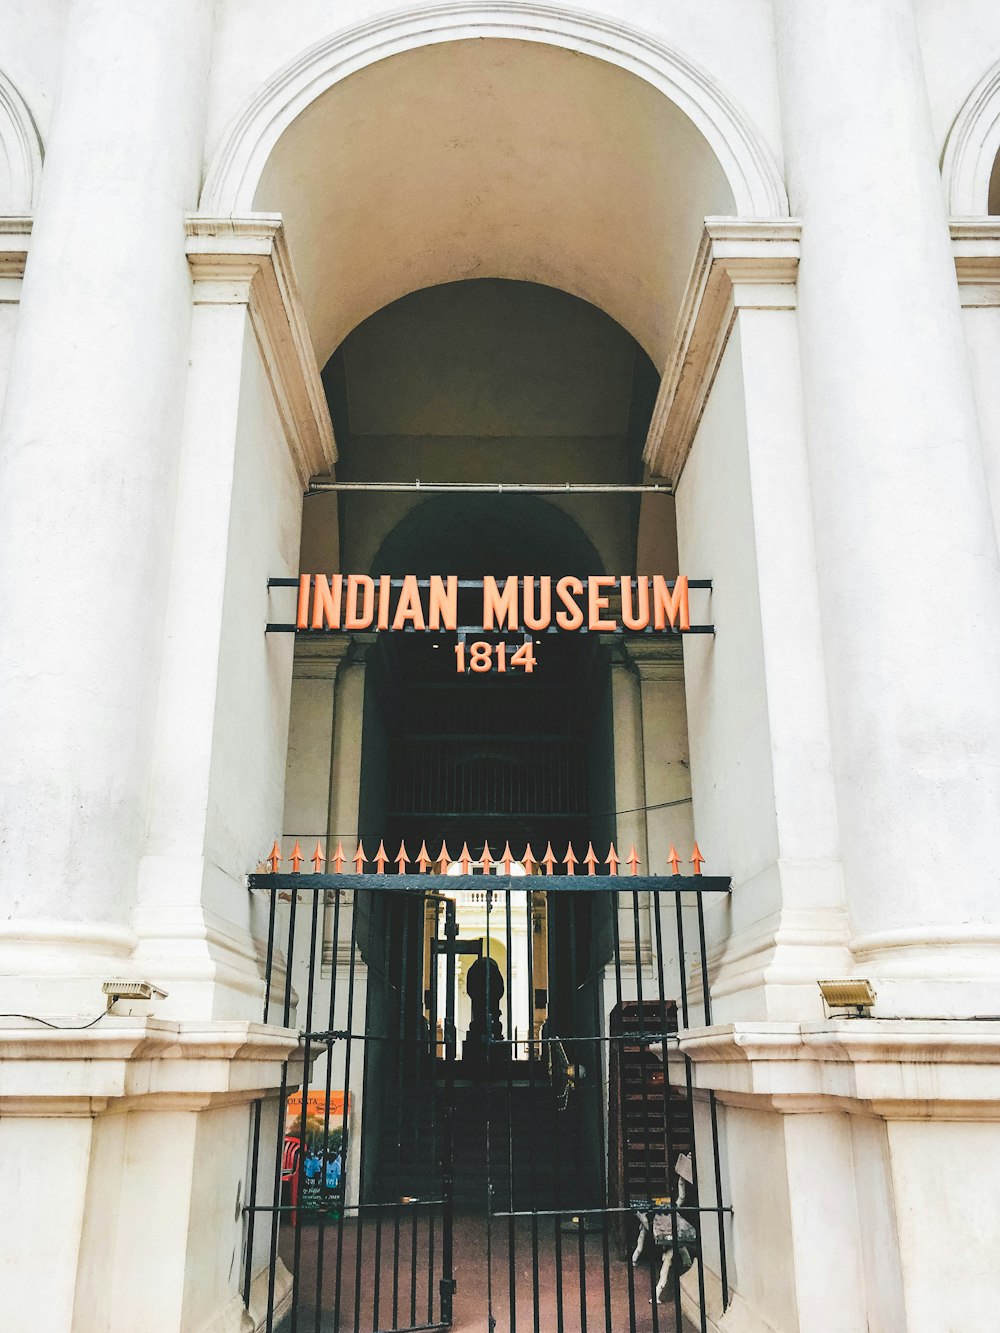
[[0, 1018, 299, 1332], [670, 1020, 1000, 1333], [0, 918, 137, 1016], [850, 925, 1000, 1019]]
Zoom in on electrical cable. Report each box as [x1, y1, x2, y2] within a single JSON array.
[[0, 1011, 108, 1030]]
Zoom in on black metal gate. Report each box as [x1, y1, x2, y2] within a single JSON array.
[[245, 862, 731, 1333]]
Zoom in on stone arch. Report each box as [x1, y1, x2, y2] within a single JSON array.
[[0, 68, 42, 212], [201, 2, 787, 220], [942, 57, 1000, 213]]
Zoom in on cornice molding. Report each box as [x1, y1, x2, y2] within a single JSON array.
[[185, 214, 336, 486], [951, 218, 1000, 306], [293, 635, 352, 680], [671, 1019, 1000, 1119], [0, 215, 30, 302], [0, 1017, 301, 1114], [642, 218, 801, 486], [621, 635, 685, 681]]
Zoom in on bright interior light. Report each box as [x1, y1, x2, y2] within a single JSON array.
[[446, 860, 527, 876]]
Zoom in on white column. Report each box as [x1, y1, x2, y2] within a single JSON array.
[[776, 0, 1000, 1015], [0, 0, 214, 1007], [607, 640, 648, 871], [327, 637, 374, 859], [626, 639, 693, 876]]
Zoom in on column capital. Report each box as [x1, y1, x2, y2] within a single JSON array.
[[293, 635, 351, 681], [619, 635, 685, 682], [292, 633, 375, 681], [643, 218, 801, 484], [186, 214, 336, 483]]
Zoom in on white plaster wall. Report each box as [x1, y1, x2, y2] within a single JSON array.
[[850, 1116, 907, 1333], [914, 0, 1000, 163], [720, 1105, 797, 1333], [0, 1115, 93, 1331], [284, 675, 336, 845], [961, 307, 1000, 550], [0, 0, 65, 147], [207, 332, 302, 883], [888, 1120, 1000, 1333], [73, 1104, 254, 1333], [675, 331, 778, 915], [0, 303, 19, 416]]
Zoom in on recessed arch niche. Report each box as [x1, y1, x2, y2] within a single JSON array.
[[249, 34, 742, 369]]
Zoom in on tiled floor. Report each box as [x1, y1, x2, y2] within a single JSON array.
[[280, 1209, 692, 1332]]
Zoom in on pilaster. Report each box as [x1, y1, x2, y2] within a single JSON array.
[[134, 216, 336, 1022], [646, 220, 851, 1022]]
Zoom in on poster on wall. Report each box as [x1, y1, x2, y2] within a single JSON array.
[[282, 1089, 349, 1212]]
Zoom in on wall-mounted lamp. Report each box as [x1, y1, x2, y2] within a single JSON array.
[[102, 979, 168, 1011], [817, 978, 876, 1018]]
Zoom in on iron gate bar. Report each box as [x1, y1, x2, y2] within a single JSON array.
[[249, 874, 732, 895], [305, 482, 676, 495], [247, 872, 732, 1333]]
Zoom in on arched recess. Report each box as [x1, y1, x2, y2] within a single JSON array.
[[0, 69, 42, 213], [943, 57, 1000, 214], [204, 3, 785, 217], [201, 4, 786, 367]]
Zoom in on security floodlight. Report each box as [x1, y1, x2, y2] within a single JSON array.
[[817, 978, 876, 1017], [102, 979, 168, 1009]]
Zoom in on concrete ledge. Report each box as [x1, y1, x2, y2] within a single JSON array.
[[0, 1017, 301, 1113], [663, 1020, 1000, 1118]]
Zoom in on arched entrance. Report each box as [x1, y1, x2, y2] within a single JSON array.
[[233, 24, 760, 1333]]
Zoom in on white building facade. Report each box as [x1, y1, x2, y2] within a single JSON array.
[[3, 1, 1000, 1329]]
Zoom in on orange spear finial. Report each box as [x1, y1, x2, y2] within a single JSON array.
[[667, 843, 681, 876], [458, 842, 472, 875], [480, 841, 494, 875], [583, 842, 599, 875], [267, 840, 282, 873], [437, 841, 451, 875], [332, 841, 345, 874], [290, 840, 304, 874], [523, 843, 537, 875], [564, 841, 578, 876], [542, 842, 557, 876], [374, 840, 389, 874], [499, 841, 515, 875], [396, 841, 409, 875], [626, 845, 641, 876], [311, 840, 326, 873], [690, 842, 705, 876], [417, 840, 432, 873], [353, 840, 367, 873], [606, 842, 620, 876]]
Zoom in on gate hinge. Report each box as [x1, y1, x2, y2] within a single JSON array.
[[440, 1275, 457, 1323]]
